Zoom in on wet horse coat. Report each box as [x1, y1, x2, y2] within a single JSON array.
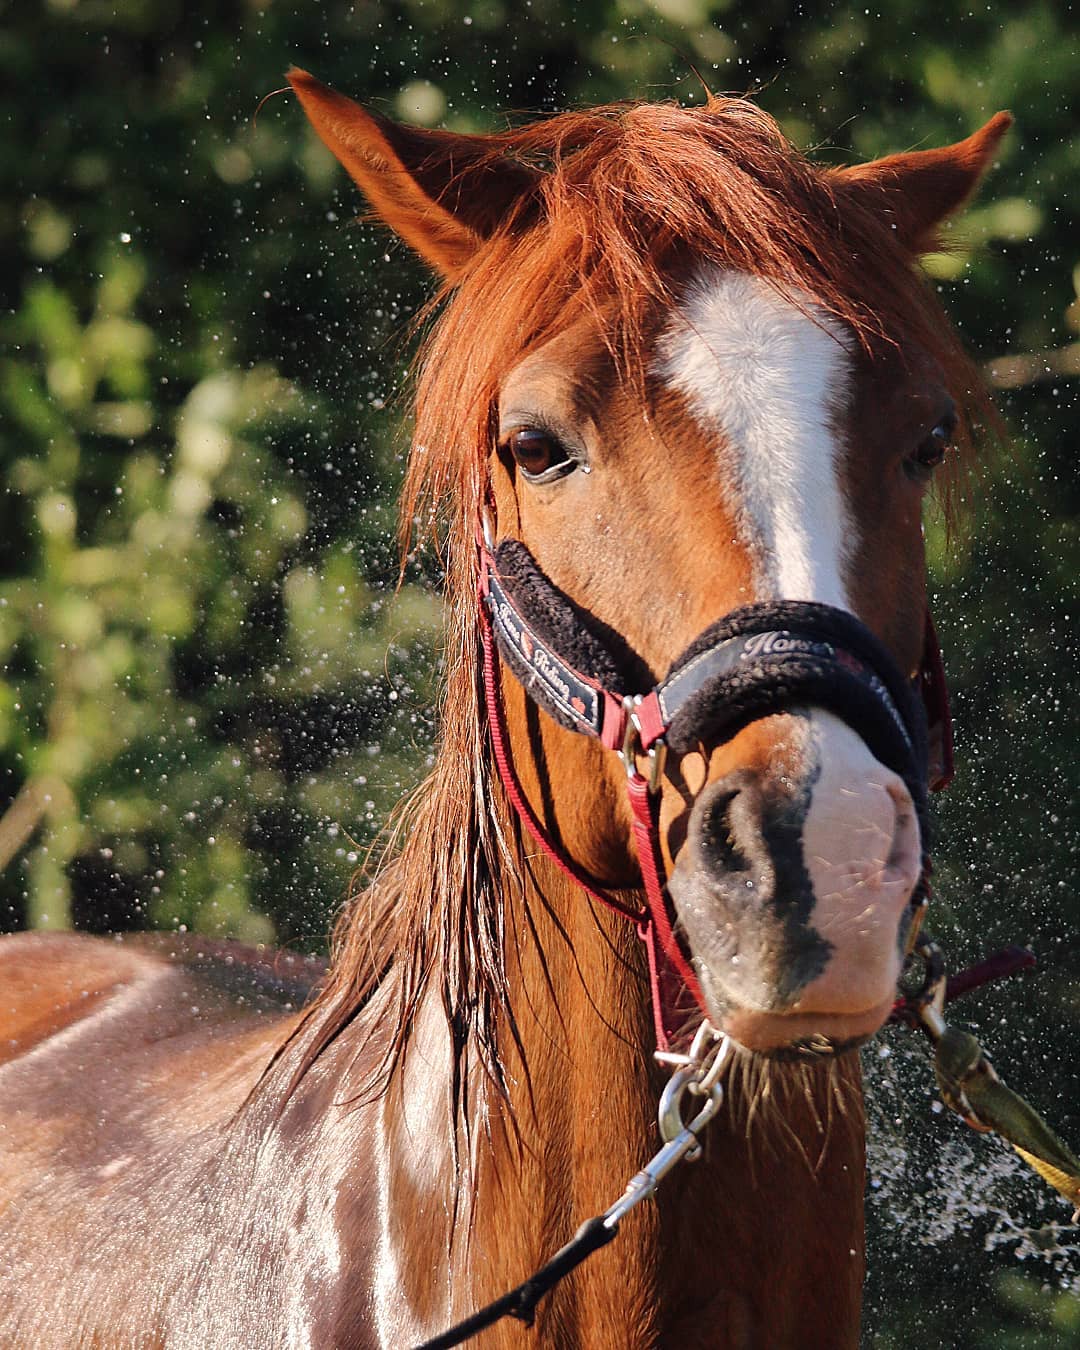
[[0, 77, 1008, 1347]]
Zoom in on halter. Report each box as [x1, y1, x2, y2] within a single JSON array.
[[478, 517, 952, 1050], [420, 520, 1062, 1350]]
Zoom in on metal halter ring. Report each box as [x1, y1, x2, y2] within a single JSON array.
[[620, 695, 666, 792]]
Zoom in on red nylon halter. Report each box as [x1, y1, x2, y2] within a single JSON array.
[[478, 527, 956, 1052]]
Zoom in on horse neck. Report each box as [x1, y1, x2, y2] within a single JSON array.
[[366, 684, 867, 1347], [373, 777, 664, 1341]]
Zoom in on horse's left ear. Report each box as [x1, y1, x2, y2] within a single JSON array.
[[288, 69, 539, 278], [833, 112, 1013, 253]]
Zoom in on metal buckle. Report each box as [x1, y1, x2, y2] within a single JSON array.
[[620, 695, 666, 791], [480, 504, 496, 551]]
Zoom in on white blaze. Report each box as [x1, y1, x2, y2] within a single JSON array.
[[659, 268, 853, 608], [659, 268, 920, 1014]]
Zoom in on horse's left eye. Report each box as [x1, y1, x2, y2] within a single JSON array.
[[906, 416, 955, 481], [505, 429, 575, 483]]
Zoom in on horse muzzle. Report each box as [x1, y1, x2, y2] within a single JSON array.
[[667, 710, 923, 1054], [480, 535, 938, 1053]]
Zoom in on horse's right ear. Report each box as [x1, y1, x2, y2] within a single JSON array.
[[288, 69, 538, 278]]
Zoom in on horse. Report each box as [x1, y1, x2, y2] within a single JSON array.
[[0, 70, 1010, 1348]]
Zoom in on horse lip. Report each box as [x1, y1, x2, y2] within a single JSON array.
[[718, 995, 895, 1057]]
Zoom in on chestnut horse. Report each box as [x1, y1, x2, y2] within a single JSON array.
[[0, 74, 1009, 1347]]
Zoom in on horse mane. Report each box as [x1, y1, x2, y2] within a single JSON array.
[[271, 97, 995, 1123]]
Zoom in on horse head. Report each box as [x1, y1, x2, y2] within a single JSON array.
[[291, 71, 1007, 1058]]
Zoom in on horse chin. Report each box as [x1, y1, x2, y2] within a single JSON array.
[[712, 996, 896, 1059]]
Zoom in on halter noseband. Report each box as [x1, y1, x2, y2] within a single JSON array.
[[479, 525, 951, 1049]]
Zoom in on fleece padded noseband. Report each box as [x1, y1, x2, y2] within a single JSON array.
[[658, 600, 928, 813], [483, 539, 930, 810]]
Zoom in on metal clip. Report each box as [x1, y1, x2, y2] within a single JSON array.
[[906, 934, 948, 1042], [657, 1023, 733, 1149], [905, 938, 991, 1131], [602, 1070, 726, 1231], [480, 504, 496, 551], [594, 1024, 732, 1237]]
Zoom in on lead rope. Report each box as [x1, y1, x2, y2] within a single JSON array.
[[415, 1029, 734, 1350], [896, 935, 1080, 1214]]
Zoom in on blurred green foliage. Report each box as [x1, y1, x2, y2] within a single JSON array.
[[1, 0, 1077, 1343]]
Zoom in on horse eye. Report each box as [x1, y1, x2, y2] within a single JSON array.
[[506, 429, 574, 482], [906, 416, 955, 480]]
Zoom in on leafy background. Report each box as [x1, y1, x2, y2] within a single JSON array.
[[1, 0, 1077, 1343]]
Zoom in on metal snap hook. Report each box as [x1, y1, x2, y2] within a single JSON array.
[[909, 934, 948, 1041]]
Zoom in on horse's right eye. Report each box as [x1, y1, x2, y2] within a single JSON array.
[[505, 429, 575, 483], [904, 411, 957, 483]]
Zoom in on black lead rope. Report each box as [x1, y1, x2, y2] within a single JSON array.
[[415, 1040, 731, 1350], [415, 1217, 617, 1350]]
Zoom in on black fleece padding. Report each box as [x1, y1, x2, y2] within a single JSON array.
[[490, 544, 929, 829], [662, 602, 928, 817], [492, 540, 629, 692], [665, 600, 921, 738]]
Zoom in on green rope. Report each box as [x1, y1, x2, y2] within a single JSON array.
[[935, 1026, 1080, 1213]]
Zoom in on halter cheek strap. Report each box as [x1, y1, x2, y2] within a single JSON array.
[[479, 595, 706, 1048], [480, 535, 946, 1050]]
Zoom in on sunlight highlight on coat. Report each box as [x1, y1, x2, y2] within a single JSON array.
[[375, 992, 454, 1344]]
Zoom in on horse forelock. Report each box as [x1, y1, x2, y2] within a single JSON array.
[[407, 97, 995, 539], [270, 96, 995, 1130]]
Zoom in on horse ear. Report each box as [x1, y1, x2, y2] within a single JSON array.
[[834, 112, 1013, 253], [288, 69, 538, 277]]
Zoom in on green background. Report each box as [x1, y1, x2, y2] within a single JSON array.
[[1, 1, 1077, 1342]]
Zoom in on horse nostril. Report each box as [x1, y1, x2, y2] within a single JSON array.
[[699, 790, 748, 872]]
